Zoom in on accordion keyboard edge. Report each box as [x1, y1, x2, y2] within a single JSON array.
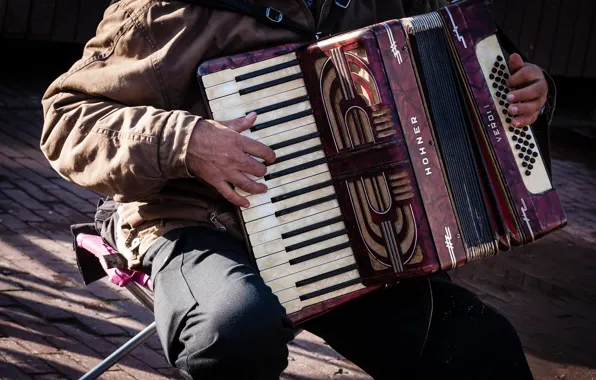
[[196, 0, 567, 323]]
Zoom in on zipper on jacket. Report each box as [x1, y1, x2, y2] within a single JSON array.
[[208, 210, 227, 232]]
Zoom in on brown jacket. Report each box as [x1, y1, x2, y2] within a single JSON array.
[[40, 0, 449, 267]]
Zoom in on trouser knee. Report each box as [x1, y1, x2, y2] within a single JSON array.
[[178, 276, 294, 379]]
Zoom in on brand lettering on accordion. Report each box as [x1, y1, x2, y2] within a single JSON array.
[[485, 108, 502, 142], [196, 0, 566, 324], [411, 116, 432, 176]]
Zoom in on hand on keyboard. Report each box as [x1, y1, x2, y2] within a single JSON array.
[[506, 53, 548, 128], [186, 112, 276, 208]]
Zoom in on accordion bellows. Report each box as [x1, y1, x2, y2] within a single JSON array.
[[197, 0, 567, 324]]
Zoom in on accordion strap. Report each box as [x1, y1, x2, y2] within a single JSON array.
[[109, 0, 351, 41]]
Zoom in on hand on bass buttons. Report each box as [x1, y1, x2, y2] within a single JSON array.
[[506, 53, 549, 128], [186, 112, 276, 208]]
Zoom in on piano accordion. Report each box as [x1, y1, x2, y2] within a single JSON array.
[[196, 0, 567, 324]]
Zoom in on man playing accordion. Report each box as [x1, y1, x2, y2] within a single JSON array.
[[41, 0, 553, 378]]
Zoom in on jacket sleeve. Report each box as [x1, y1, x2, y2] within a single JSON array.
[[40, 1, 200, 203]]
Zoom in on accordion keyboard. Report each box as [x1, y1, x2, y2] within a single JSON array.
[[200, 53, 365, 315], [477, 35, 552, 195]]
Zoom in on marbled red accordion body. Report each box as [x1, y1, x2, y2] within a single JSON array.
[[197, 0, 566, 324]]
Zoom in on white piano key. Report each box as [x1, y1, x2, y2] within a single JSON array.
[[265, 150, 325, 178], [281, 281, 366, 315], [251, 212, 345, 250], [242, 115, 316, 141], [274, 269, 361, 304], [244, 171, 332, 209], [210, 86, 307, 114], [214, 100, 311, 124], [256, 234, 350, 270], [201, 53, 298, 88], [242, 186, 336, 222], [262, 163, 331, 192], [266, 255, 358, 293], [253, 136, 322, 163], [257, 123, 318, 146], [245, 199, 339, 236], [205, 65, 303, 100], [236, 162, 330, 198], [258, 246, 354, 282]]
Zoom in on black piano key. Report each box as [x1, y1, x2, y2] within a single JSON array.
[[299, 277, 362, 301], [271, 179, 333, 203], [268, 145, 323, 166], [235, 59, 301, 82], [248, 95, 310, 115], [239, 72, 304, 95], [286, 229, 347, 252], [269, 132, 320, 151], [275, 194, 337, 218], [252, 109, 313, 131], [282, 215, 343, 239], [289, 241, 352, 265], [265, 157, 327, 181], [296, 263, 359, 288]]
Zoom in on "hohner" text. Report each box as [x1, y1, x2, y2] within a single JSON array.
[[411, 116, 432, 176]]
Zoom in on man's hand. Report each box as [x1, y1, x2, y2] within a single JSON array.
[[186, 112, 275, 208], [507, 53, 548, 128]]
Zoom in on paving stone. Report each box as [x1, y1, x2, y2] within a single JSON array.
[[0, 213, 28, 230], [0, 199, 45, 222], [2, 189, 49, 211], [0, 362, 35, 380], [13, 179, 58, 203]]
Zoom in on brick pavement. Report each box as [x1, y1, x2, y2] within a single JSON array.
[[0, 55, 595, 379]]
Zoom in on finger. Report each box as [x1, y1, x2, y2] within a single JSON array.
[[508, 53, 525, 74], [510, 114, 539, 129], [508, 65, 543, 89], [506, 80, 547, 103], [213, 180, 250, 208], [508, 98, 544, 117], [219, 112, 257, 133], [228, 170, 268, 195], [237, 154, 268, 178], [239, 135, 276, 164]]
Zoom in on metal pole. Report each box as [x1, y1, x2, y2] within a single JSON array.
[[79, 321, 157, 380]]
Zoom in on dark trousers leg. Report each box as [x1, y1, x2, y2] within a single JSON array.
[[142, 227, 295, 380], [301, 277, 534, 380]]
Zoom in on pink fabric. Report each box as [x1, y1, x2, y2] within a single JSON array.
[[76, 234, 153, 290]]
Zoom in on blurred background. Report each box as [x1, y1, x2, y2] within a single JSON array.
[[0, 0, 594, 379]]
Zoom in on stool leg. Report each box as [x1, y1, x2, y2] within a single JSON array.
[[79, 321, 157, 380]]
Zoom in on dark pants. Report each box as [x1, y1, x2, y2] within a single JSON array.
[[142, 227, 534, 380]]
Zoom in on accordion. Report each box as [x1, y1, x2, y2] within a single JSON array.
[[196, 0, 567, 324]]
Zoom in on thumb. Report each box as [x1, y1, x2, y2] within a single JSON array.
[[509, 53, 524, 74], [220, 112, 257, 133]]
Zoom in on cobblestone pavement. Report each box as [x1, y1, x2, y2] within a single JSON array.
[[0, 55, 595, 379]]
